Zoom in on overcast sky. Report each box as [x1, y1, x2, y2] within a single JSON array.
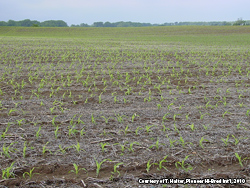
[[1, 0, 249, 25]]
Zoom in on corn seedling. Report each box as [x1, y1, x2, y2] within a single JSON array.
[[8, 108, 17, 116], [36, 126, 42, 139], [95, 158, 112, 177], [157, 103, 162, 110], [131, 113, 139, 122], [222, 111, 231, 118], [175, 155, 193, 172], [186, 123, 196, 131], [178, 136, 193, 148], [199, 136, 209, 149], [91, 114, 96, 124], [42, 142, 51, 155], [155, 155, 168, 171], [16, 118, 25, 126], [23, 167, 39, 179], [1, 123, 11, 140], [135, 126, 143, 135], [149, 138, 164, 150], [145, 125, 154, 134], [111, 162, 123, 176], [54, 125, 60, 139], [101, 116, 113, 124], [199, 112, 210, 120], [100, 142, 109, 152], [123, 97, 128, 103], [127, 141, 140, 152], [2, 142, 16, 158], [167, 136, 177, 148], [23, 141, 27, 158], [98, 92, 103, 103], [73, 141, 84, 153], [146, 159, 157, 173], [56, 144, 72, 155], [80, 128, 86, 136], [2, 162, 15, 179], [235, 153, 250, 167], [115, 113, 127, 123], [231, 135, 246, 146], [114, 142, 128, 155], [221, 134, 230, 146], [167, 103, 174, 110], [69, 163, 87, 177]]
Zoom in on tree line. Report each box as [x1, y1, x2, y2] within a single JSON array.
[[0, 19, 68, 27], [0, 19, 249, 27]]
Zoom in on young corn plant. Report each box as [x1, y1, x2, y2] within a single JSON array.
[[95, 158, 112, 177], [135, 126, 143, 135], [222, 111, 231, 118], [162, 113, 170, 122], [56, 144, 71, 155], [111, 162, 124, 177], [69, 163, 88, 177], [199, 136, 209, 149], [235, 153, 250, 167], [119, 125, 131, 135], [155, 155, 169, 171], [100, 142, 110, 153], [1, 142, 16, 158], [114, 142, 128, 155], [42, 142, 51, 156], [91, 114, 96, 125], [186, 123, 196, 131], [146, 159, 158, 173], [115, 113, 127, 123], [231, 135, 247, 146], [23, 141, 27, 158], [175, 155, 193, 172], [73, 141, 85, 153], [2, 162, 15, 179], [145, 125, 154, 134], [54, 125, 60, 139], [131, 113, 139, 122], [36, 126, 42, 139], [167, 136, 178, 148], [221, 134, 230, 146], [23, 167, 39, 179], [127, 142, 140, 153], [149, 138, 164, 150], [199, 112, 210, 120], [101, 116, 114, 124], [177, 136, 193, 148], [1, 122, 11, 140]]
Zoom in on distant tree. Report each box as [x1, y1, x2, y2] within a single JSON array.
[[103, 21, 114, 27], [233, 18, 246, 25], [32, 24, 39, 27], [93, 22, 104, 27], [7, 20, 17, 26], [40, 20, 68, 27], [20, 19, 33, 27], [0, 21, 7, 26], [117, 21, 131, 27], [80, 23, 89, 27]]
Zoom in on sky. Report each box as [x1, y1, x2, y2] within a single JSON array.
[[1, 0, 249, 25]]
